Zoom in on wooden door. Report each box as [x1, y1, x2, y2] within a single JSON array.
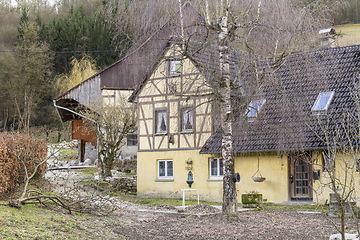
[[289, 152, 313, 200]]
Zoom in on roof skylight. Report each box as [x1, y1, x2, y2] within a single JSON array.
[[312, 91, 334, 113], [246, 99, 266, 121]]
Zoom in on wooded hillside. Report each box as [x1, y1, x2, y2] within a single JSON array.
[[0, 0, 359, 130]]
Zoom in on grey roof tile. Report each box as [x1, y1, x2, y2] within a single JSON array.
[[200, 44, 360, 154]]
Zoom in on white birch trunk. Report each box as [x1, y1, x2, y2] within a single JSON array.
[[219, 7, 238, 218]]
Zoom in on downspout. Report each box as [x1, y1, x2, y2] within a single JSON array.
[[53, 100, 100, 162]]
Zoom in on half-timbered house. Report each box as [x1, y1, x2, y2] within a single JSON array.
[[129, 42, 221, 200], [130, 38, 360, 204]]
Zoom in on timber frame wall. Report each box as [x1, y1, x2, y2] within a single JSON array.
[[136, 47, 214, 152]]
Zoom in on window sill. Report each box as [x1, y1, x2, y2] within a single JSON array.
[[207, 177, 223, 181], [155, 132, 167, 136], [168, 73, 181, 77], [181, 130, 194, 134], [155, 178, 174, 182]]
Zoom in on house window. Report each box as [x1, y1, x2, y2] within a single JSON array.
[[155, 110, 168, 134], [127, 134, 138, 146], [246, 99, 266, 121], [167, 59, 182, 77], [180, 107, 194, 132], [158, 160, 173, 178], [312, 91, 334, 113], [209, 158, 223, 180]]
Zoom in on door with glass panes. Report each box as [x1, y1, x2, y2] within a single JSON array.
[[289, 152, 313, 200]]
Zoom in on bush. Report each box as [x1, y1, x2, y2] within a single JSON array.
[[0, 133, 47, 194], [0, 145, 20, 194]]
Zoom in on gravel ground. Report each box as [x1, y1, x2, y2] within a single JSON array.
[[99, 204, 357, 240]]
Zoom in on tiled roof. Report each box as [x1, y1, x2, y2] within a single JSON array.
[[200, 45, 360, 154]]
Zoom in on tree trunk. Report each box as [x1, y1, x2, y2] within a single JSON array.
[[105, 158, 113, 178], [219, 12, 238, 219]]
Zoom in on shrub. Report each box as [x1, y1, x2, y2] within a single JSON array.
[[0, 133, 47, 194], [0, 145, 20, 194]]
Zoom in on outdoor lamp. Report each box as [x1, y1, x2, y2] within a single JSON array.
[[186, 171, 194, 188]]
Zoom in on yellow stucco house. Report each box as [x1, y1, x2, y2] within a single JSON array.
[[129, 32, 360, 204]]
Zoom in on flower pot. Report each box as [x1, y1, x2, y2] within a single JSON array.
[[241, 193, 263, 208], [252, 177, 265, 182]]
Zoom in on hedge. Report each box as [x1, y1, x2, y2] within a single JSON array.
[[0, 133, 47, 194]]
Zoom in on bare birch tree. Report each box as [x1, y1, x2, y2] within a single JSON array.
[[176, 0, 335, 219]]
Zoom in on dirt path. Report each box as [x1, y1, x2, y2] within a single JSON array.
[[87, 206, 354, 240]]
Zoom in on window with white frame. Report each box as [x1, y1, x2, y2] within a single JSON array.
[[180, 107, 194, 132], [246, 99, 266, 121], [312, 91, 334, 113], [167, 59, 182, 77], [158, 160, 173, 178], [209, 158, 223, 180], [155, 110, 168, 134]]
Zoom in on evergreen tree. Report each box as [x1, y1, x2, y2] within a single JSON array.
[[11, 21, 52, 132]]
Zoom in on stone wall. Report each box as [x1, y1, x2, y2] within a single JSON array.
[[110, 176, 137, 193], [329, 193, 356, 218]]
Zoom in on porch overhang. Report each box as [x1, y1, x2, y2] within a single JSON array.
[[54, 98, 89, 122]]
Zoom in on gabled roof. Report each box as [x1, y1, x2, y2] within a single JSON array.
[[128, 8, 211, 102], [128, 39, 256, 102], [200, 44, 360, 154], [55, 3, 202, 122]]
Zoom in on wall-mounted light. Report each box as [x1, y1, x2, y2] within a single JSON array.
[[233, 172, 241, 182], [186, 158, 193, 170]]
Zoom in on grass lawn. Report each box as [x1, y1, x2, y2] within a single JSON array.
[[59, 148, 78, 162], [0, 204, 120, 240]]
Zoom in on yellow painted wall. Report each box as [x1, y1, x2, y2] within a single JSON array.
[[312, 151, 360, 205], [138, 148, 360, 204], [311, 151, 328, 204], [137, 149, 222, 201], [235, 153, 289, 204], [137, 150, 290, 203]]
